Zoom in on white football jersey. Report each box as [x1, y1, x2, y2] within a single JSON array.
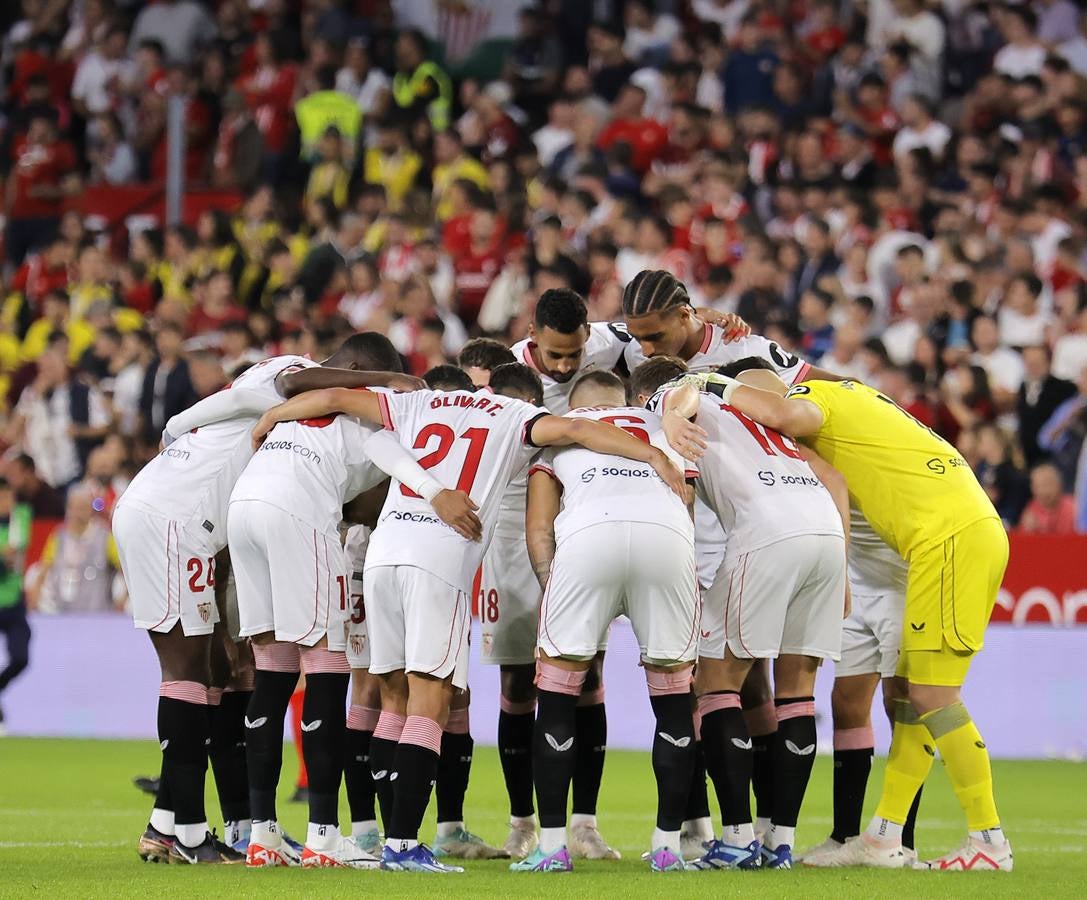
[[117, 354, 315, 550], [848, 507, 908, 595], [510, 321, 632, 415], [230, 396, 385, 537], [623, 322, 812, 384], [531, 406, 696, 545], [364, 388, 549, 592], [649, 391, 842, 557]]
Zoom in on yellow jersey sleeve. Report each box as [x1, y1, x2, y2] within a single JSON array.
[[785, 380, 998, 560]]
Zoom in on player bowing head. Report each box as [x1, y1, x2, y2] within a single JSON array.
[[458, 338, 516, 388], [325, 331, 407, 373], [423, 364, 475, 392], [489, 362, 545, 406], [622, 270, 700, 360], [527, 288, 591, 383], [568, 371, 625, 410]]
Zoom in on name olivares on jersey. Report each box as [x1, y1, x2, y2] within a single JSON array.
[[757, 470, 819, 487], [258, 440, 322, 464], [580, 465, 655, 483], [430, 394, 505, 417]]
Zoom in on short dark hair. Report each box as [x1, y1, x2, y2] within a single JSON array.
[[623, 269, 691, 317], [629, 356, 688, 400], [534, 288, 588, 333], [423, 364, 474, 391], [458, 338, 516, 372], [490, 363, 544, 406], [569, 371, 625, 408], [716, 356, 776, 379], [330, 332, 403, 372]]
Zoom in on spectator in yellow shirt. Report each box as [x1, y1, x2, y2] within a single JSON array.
[[305, 127, 351, 212], [363, 122, 422, 211], [432, 129, 490, 222], [21, 291, 95, 364]]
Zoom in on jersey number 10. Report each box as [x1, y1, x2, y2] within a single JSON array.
[[722, 404, 803, 459], [401, 424, 490, 498]]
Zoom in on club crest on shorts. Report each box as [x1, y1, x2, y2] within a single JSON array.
[[350, 633, 366, 657], [197, 602, 211, 623]]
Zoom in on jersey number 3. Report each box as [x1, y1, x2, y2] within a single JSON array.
[[400, 424, 490, 498]]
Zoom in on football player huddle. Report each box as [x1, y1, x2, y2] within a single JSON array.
[[117, 269, 1012, 875]]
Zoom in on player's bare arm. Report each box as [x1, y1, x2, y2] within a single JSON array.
[[657, 382, 708, 461], [525, 469, 560, 590], [276, 367, 424, 397], [709, 376, 826, 438], [164, 387, 285, 443], [528, 414, 688, 499]]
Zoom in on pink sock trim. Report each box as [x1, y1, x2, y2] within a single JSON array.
[[347, 705, 381, 732], [645, 668, 692, 696], [743, 700, 778, 737], [300, 646, 351, 674], [374, 711, 406, 742], [577, 686, 605, 707], [535, 661, 588, 696], [693, 708, 702, 741], [252, 641, 301, 673], [446, 707, 470, 734], [834, 725, 875, 750], [776, 700, 816, 721], [697, 692, 741, 716], [500, 696, 537, 715], [401, 715, 443, 754], [159, 681, 208, 704], [206, 687, 223, 707]]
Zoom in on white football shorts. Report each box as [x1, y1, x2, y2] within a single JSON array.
[[344, 558, 370, 669], [364, 565, 471, 689], [837, 589, 904, 679], [702, 532, 846, 661], [479, 532, 541, 666], [113, 502, 221, 637], [227, 500, 348, 650], [538, 521, 700, 665]]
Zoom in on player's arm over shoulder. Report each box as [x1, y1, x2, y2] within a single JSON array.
[[727, 379, 826, 438], [276, 366, 424, 398]]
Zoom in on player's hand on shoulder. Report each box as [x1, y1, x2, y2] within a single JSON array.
[[431, 489, 483, 542], [696, 309, 751, 342], [251, 411, 277, 450], [663, 409, 707, 462]]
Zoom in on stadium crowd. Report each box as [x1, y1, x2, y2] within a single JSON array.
[[0, 0, 1086, 539]]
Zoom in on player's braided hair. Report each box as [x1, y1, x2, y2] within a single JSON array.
[[622, 269, 691, 317]]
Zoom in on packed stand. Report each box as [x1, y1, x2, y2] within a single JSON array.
[[0, 0, 1084, 539]]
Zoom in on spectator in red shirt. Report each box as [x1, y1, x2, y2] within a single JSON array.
[[5, 114, 81, 266], [237, 32, 296, 181], [10, 237, 74, 316], [598, 83, 668, 174], [1019, 461, 1079, 534], [846, 73, 900, 167], [452, 193, 506, 327]]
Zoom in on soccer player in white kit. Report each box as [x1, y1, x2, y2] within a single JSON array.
[[114, 336, 419, 865], [249, 361, 687, 873], [515, 371, 701, 874], [622, 269, 834, 851], [227, 339, 480, 869], [643, 356, 851, 871]]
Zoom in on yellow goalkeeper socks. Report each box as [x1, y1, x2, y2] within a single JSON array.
[[921, 701, 1000, 831], [873, 699, 934, 828]]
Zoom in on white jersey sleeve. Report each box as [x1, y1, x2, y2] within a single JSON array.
[[117, 354, 319, 549], [531, 406, 695, 544], [364, 389, 548, 592]]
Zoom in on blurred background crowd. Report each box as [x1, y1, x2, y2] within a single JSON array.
[[0, 0, 1086, 627]]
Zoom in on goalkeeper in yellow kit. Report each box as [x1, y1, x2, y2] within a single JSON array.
[[673, 371, 1011, 872]]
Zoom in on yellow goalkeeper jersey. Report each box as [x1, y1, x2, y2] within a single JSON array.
[[786, 379, 999, 561]]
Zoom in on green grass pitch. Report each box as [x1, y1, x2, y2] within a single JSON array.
[[1, 737, 1084, 898]]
